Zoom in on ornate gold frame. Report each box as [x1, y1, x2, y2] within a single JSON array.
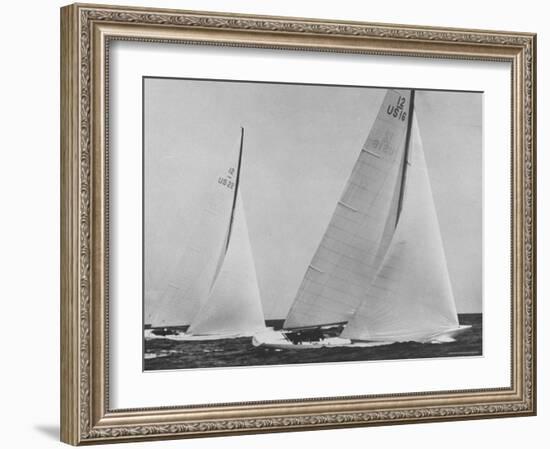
[[60, 2, 536, 445]]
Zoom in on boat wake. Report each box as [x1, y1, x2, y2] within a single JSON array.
[[144, 349, 178, 360]]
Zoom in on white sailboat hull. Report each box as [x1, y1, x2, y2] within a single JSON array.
[[144, 329, 167, 340], [253, 330, 349, 349], [252, 325, 472, 349], [146, 327, 273, 342], [252, 329, 390, 349], [163, 332, 259, 342]]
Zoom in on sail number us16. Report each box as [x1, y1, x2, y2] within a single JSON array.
[[387, 95, 408, 121]]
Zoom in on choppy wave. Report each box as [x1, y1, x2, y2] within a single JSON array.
[[144, 313, 482, 370]]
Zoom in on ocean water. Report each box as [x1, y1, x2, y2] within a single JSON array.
[[144, 313, 482, 371]]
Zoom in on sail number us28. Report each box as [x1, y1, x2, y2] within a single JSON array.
[[218, 167, 236, 190]]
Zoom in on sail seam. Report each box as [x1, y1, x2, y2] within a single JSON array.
[[337, 200, 359, 212], [308, 265, 324, 273], [362, 148, 381, 158]]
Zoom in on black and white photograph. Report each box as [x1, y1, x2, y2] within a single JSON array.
[[143, 77, 482, 371]]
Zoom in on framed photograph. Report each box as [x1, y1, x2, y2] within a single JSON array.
[[60, 2, 536, 445]]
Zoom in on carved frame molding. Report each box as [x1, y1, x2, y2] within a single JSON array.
[[60, 3, 536, 445]]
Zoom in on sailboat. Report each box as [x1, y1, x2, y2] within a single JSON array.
[[148, 127, 267, 341], [253, 89, 471, 349]]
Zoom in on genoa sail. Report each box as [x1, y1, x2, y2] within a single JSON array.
[[341, 112, 459, 342], [187, 191, 266, 336], [283, 89, 412, 329]]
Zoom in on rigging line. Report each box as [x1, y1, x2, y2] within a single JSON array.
[[395, 89, 416, 228], [225, 126, 245, 253]]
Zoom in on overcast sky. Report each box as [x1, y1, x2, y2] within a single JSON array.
[[144, 78, 482, 320]]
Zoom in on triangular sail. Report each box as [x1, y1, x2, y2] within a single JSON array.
[[187, 192, 266, 335], [149, 135, 242, 328], [341, 113, 459, 342], [149, 191, 233, 328], [283, 89, 412, 329]]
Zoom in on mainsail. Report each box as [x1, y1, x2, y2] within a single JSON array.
[[341, 112, 459, 341], [283, 90, 412, 329], [149, 174, 233, 328]]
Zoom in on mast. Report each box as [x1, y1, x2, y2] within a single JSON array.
[[395, 89, 415, 227], [226, 127, 245, 252]]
